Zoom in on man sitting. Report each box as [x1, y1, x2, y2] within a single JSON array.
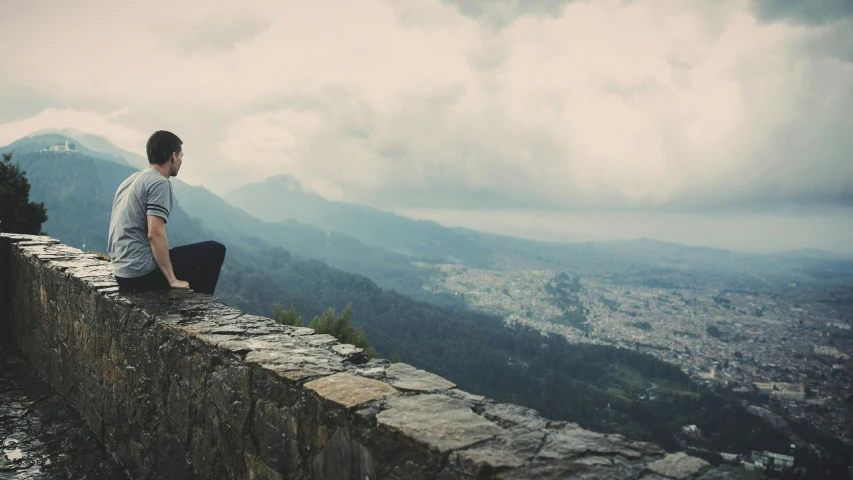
[[108, 130, 225, 294]]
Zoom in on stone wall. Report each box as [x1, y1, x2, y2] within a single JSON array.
[[0, 233, 753, 480]]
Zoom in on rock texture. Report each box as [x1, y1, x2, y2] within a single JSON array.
[[646, 452, 711, 479], [386, 362, 457, 392], [0, 333, 127, 479], [0, 234, 757, 479]]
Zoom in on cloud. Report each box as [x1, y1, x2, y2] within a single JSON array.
[[219, 85, 603, 208], [440, 0, 577, 30], [0, 0, 850, 218], [797, 20, 853, 64], [0, 108, 146, 152], [751, 0, 853, 25], [153, 12, 271, 55], [385, 0, 466, 31]]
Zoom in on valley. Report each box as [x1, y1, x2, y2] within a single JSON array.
[[3, 132, 852, 477], [427, 259, 853, 467]]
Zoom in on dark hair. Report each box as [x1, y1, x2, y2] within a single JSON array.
[[146, 130, 183, 165]]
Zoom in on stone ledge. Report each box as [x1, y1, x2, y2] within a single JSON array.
[[0, 234, 755, 479]]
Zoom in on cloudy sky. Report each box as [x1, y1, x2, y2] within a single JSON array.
[[1, 0, 851, 253]]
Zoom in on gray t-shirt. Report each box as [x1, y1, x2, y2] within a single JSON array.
[[108, 168, 173, 278]]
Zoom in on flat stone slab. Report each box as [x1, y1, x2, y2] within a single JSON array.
[[216, 334, 297, 352], [377, 394, 502, 451], [304, 372, 398, 408], [288, 327, 315, 336], [386, 362, 456, 392], [245, 349, 344, 382], [303, 334, 339, 347], [451, 430, 540, 471], [539, 423, 660, 460], [646, 452, 710, 479], [353, 365, 386, 380], [331, 344, 364, 357]]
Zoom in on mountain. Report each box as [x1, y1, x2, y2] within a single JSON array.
[[9, 132, 849, 289], [8, 150, 209, 253], [61, 130, 148, 169], [171, 180, 460, 304], [8, 135, 831, 463], [773, 248, 847, 260], [0, 131, 147, 169], [225, 175, 853, 288], [225, 175, 494, 268], [2, 144, 767, 453], [0, 133, 445, 299]]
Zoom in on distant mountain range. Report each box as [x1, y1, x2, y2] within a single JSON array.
[[170, 179, 455, 303], [0, 131, 701, 437], [224, 176, 853, 287], [2, 131, 848, 460], [4, 131, 851, 290], [1, 132, 447, 301], [226, 175, 494, 267], [772, 247, 849, 260]]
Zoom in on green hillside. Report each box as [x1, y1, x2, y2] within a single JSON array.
[[14, 134, 850, 467], [3, 144, 793, 456], [2, 133, 134, 168]]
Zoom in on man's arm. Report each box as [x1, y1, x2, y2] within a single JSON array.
[[147, 215, 189, 289]]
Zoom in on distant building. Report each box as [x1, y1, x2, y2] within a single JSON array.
[[827, 322, 852, 331], [763, 451, 794, 471], [815, 346, 850, 360], [743, 450, 795, 472], [720, 452, 738, 463], [42, 139, 75, 153]]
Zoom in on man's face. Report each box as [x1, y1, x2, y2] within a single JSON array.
[[168, 150, 184, 177]]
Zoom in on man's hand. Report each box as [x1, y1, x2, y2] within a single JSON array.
[[170, 279, 190, 289]]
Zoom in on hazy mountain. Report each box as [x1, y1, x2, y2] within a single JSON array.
[[9, 132, 849, 292], [772, 248, 849, 260], [1, 132, 434, 290], [5, 134, 831, 461], [225, 175, 853, 287], [9, 150, 209, 253], [171, 180, 453, 302], [1, 141, 710, 445], [1, 131, 146, 169], [225, 174, 494, 268], [57, 129, 148, 169]]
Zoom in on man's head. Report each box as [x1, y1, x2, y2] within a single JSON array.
[[146, 130, 183, 177]]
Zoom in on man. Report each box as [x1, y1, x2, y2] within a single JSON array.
[[108, 130, 226, 295]]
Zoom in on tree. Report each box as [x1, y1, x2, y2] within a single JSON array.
[[272, 302, 376, 357], [0, 152, 48, 234], [272, 303, 304, 327], [309, 304, 367, 348], [706, 325, 722, 338], [308, 304, 376, 357]]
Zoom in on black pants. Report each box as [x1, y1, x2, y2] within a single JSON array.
[[114, 241, 226, 295]]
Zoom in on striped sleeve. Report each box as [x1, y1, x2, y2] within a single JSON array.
[[146, 179, 173, 223]]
